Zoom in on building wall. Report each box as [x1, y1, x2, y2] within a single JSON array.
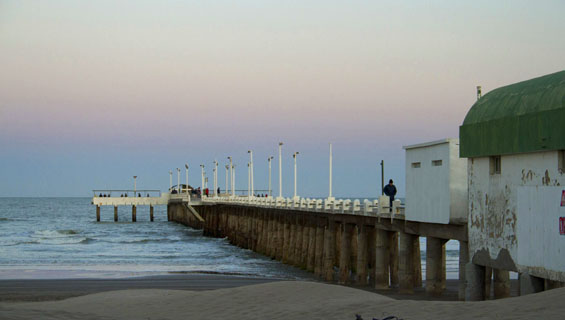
[[405, 140, 467, 224], [468, 150, 565, 281]]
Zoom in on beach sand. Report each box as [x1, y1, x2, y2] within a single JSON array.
[[1, 280, 564, 320]]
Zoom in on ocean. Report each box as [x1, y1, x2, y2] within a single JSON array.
[[0, 197, 460, 280]]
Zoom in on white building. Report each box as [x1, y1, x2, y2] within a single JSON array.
[[460, 70, 565, 297], [403, 139, 467, 225]]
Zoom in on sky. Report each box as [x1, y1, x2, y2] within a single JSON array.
[[1, 0, 564, 198]]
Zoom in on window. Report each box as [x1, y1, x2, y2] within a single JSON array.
[[431, 160, 442, 166], [411, 162, 421, 168], [559, 150, 565, 172], [490, 156, 501, 175]]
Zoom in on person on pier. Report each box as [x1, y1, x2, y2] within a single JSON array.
[[383, 179, 397, 211]]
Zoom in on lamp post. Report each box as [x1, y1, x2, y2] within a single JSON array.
[[328, 143, 334, 201], [293, 152, 299, 200], [169, 170, 172, 191], [213, 160, 218, 197], [185, 164, 189, 194], [268, 156, 274, 197], [248, 150, 254, 197], [247, 162, 251, 198], [200, 165, 205, 196], [225, 165, 229, 195], [232, 164, 236, 197], [133, 176, 137, 197], [227, 156, 233, 195], [278, 142, 283, 199], [176, 168, 180, 193]]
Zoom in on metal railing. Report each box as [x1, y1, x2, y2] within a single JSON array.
[[93, 189, 162, 197]]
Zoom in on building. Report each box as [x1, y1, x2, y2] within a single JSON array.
[[403, 138, 467, 225], [460, 70, 565, 299]]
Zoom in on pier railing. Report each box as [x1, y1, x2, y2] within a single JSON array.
[[200, 195, 404, 218], [93, 189, 162, 197]]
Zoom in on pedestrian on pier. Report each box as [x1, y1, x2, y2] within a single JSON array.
[[383, 179, 397, 211], [217, 187, 220, 195]]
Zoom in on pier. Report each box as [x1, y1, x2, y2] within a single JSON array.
[[92, 190, 171, 222]]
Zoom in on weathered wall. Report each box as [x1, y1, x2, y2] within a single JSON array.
[[468, 150, 565, 281], [405, 139, 468, 224]]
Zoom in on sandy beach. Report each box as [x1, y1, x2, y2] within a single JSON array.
[[1, 278, 563, 320]]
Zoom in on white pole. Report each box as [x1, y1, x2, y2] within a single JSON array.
[[293, 152, 299, 199], [176, 168, 180, 193], [214, 160, 218, 196], [329, 143, 333, 200], [247, 162, 251, 198], [248, 150, 254, 197], [225, 165, 229, 195], [185, 164, 189, 193], [133, 176, 137, 197], [228, 157, 233, 196], [200, 165, 204, 195], [278, 142, 283, 199], [232, 165, 236, 197], [268, 156, 273, 197], [169, 171, 172, 191]]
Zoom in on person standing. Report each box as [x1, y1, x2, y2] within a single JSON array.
[[383, 179, 397, 211]]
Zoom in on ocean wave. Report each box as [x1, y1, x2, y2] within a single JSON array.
[[0, 217, 12, 221]]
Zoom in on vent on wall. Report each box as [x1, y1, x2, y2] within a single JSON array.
[[432, 160, 442, 166], [411, 162, 421, 168], [490, 156, 501, 175]]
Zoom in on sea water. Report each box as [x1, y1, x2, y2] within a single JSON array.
[[0, 198, 460, 280]]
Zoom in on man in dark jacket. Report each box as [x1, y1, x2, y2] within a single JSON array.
[[383, 179, 397, 211]]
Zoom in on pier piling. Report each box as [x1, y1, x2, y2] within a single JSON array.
[[96, 205, 100, 222], [150, 205, 154, 222], [114, 206, 118, 222], [132, 205, 136, 222]]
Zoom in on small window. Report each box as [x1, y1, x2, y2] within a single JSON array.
[[431, 160, 442, 166], [411, 162, 421, 168], [490, 156, 501, 175], [559, 150, 565, 172]]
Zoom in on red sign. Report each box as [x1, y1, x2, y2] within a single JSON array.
[[562, 190, 565, 207], [561, 217, 565, 235]]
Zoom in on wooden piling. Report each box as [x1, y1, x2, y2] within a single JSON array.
[[356, 224, 369, 286], [375, 228, 390, 289], [114, 206, 118, 222], [398, 231, 415, 293], [96, 205, 100, 222], [339, 223, 353, 284], [323, 220, 337, 281], [132, 205, 137, 222], [149, 205, 154, 222]]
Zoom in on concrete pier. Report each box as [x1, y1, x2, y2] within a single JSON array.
[[426, 237, 445, 295], [355, 224, 368, 286], [398, 231, 415, 293], [374, 229, 390, 289]]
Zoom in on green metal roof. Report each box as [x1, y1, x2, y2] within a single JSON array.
[[460, 71, 565, 158]]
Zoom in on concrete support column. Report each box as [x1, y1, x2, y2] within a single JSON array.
[[493, 269, 511, 299], [413, 236, 422, 287], [519, 273, 544, 295], [149, 206, 154, 222], [323, 221, 337, 281], [356, 224, 369, 286], [465, 263, 486, 301], [114, 206, 118, 222], [282, 216, 291, 263], [301, 219, 310, 269], [388, 231, 399, 288], [96, 205, 100, 222], [426, 236, 445, 295], [132, 205, 137, 222], [314, 223, 325, 277], [484, 267, 493, 299], [366, 226, 377, 286], [307, 222, 316, 272], [294, 219, 303, 267], [167, 205, 171, 221], [374, 228, 390, 289], [339, 223, 353, 284], [288, 217, 297, 264], [276, 215, 284, 260], [458, 241, 469, 300], [398, 231, 415, 293]]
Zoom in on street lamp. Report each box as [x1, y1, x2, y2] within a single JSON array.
[[248, 150, 254, 197], [225, 164, 229, 195], [247, 162, 251, 198], [268, 156, 274, 197], [169, 170, 173, 191], [176, 168, 180, 193], [328, 143, 334, 201], [278, 142, 283, 199], [185, 164, 189, 194], [232, 164, 236, 197], [213, 160, 218, 197], [227, 156, 233, 195], [133, 175, 137, 197], [293, 152, 299, 200], [200, 165, 205, 196]]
